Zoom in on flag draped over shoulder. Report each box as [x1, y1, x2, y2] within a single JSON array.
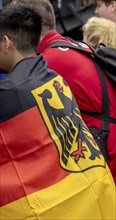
[[0, 55, 115, 220]]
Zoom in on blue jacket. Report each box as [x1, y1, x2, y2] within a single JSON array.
[[0, 73, 7, 80]]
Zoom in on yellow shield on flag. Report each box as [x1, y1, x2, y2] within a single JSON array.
[[32, 75, 105, 172]]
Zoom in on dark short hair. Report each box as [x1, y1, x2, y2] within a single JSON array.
[[0, 3, 42, 53], [11, 0, 56, 34], [100, 0, 116, 5]]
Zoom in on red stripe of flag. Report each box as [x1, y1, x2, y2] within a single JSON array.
[[0, 106, 69, 206]]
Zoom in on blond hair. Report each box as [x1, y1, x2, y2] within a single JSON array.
[[82, 16, 116, 48]]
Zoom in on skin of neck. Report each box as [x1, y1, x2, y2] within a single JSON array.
[[6, 49, 36, 73]]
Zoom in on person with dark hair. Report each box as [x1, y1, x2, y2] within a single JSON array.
[[95, 0, 116, 22], [10, 0, 116, 184], [0, 3, 115, 220], [0, 0, 42, 78], [0, 5, 42, 71]]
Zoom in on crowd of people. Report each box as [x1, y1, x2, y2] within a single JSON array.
[[0, 0, 116, 219]]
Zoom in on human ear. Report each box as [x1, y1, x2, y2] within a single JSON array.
[[111, 1, 116, 12], [3, 35, 12, 54]]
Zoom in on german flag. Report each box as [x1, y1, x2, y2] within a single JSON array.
[[0, 55, 115, 219]]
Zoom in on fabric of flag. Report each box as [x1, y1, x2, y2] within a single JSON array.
[[0, 55, 115, 220]]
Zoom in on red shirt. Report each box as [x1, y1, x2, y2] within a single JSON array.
[[38, 30, 116, 183]]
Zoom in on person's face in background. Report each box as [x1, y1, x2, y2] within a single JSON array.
[[95, 0, 115, 21]]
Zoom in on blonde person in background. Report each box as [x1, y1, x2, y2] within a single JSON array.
[[82, 16, 116, 49]]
